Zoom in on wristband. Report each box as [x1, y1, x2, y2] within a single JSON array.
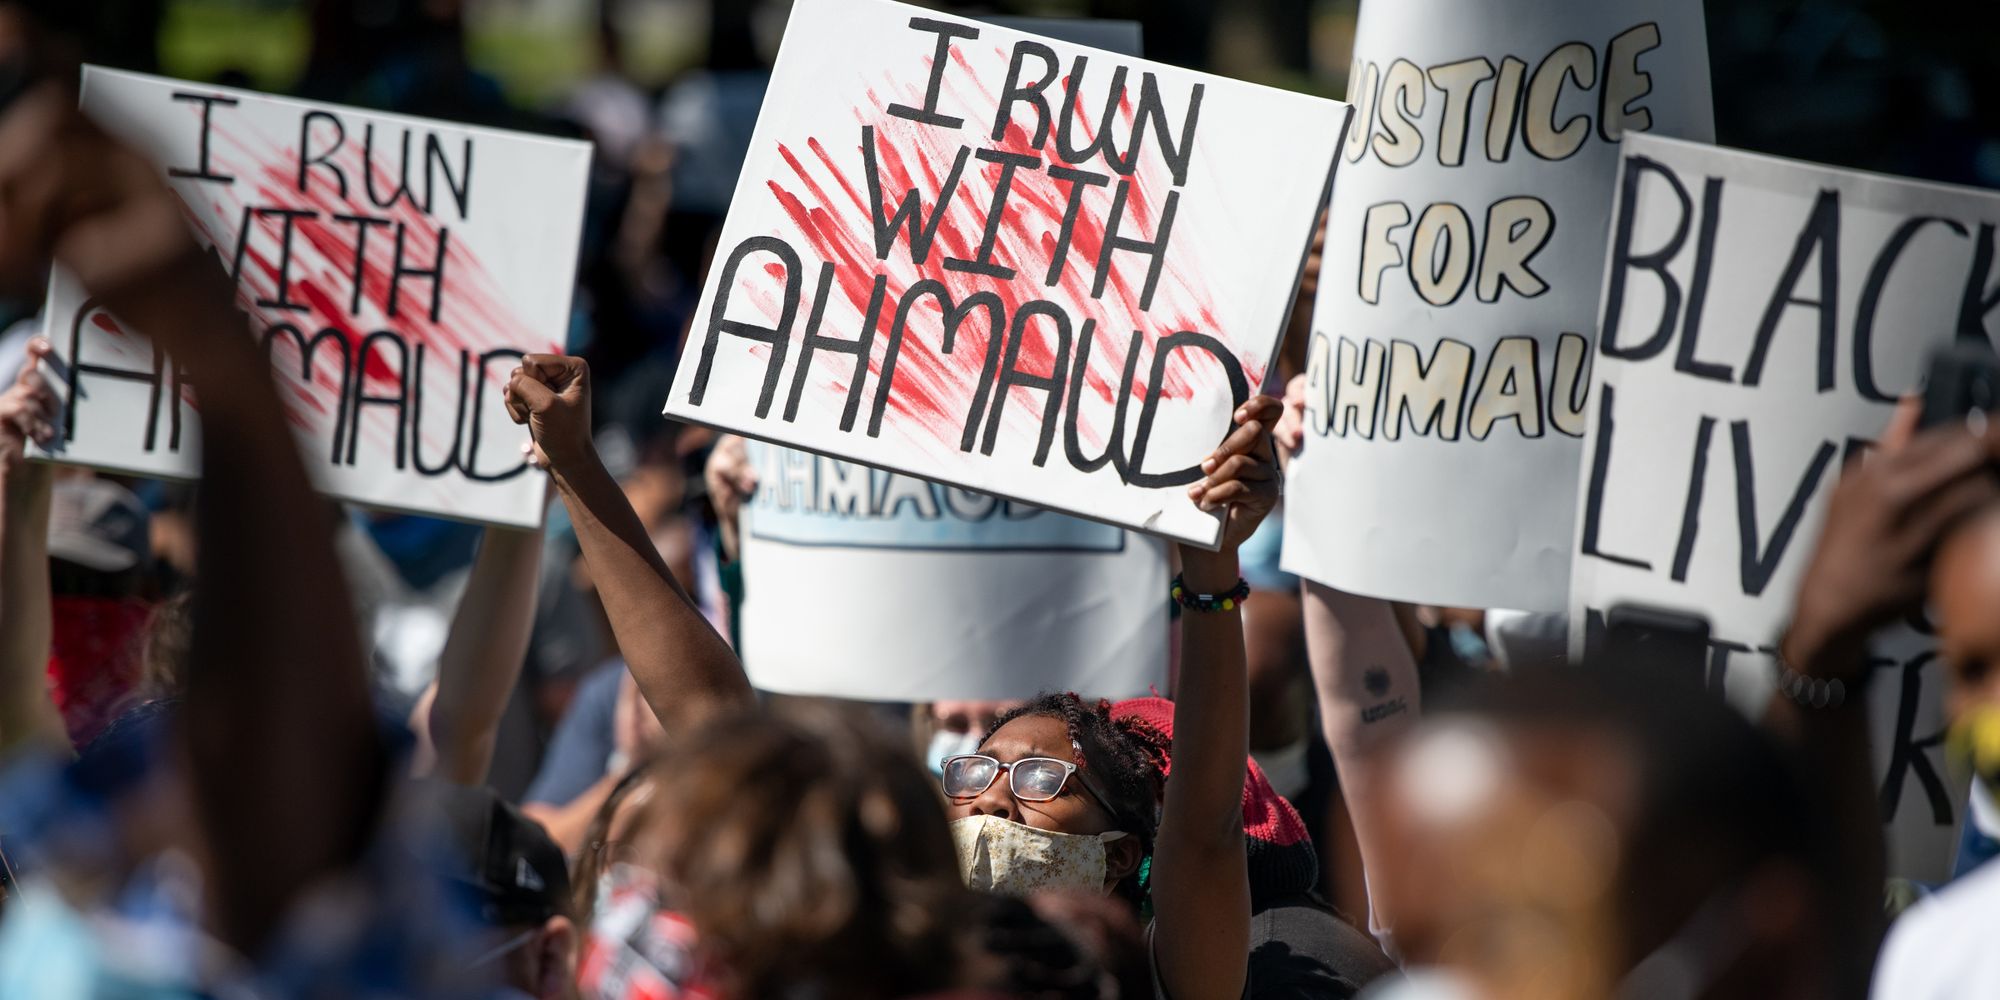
[[1171, 574, 1250, 613], [1772, 655, 1849, 709]]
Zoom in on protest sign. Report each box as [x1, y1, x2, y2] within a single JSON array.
[[1283, 0, 1712, 610], [737, 441, 1168, 700], [35, 68, 590, 528], [662, 0, 1348, 549], [1569, 133, 2000, 879]]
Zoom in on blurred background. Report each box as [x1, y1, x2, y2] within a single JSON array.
[[70, 0, 2000, 183], [13, 0, 1998, 807]]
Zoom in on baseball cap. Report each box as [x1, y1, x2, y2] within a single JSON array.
[[46, 477, 149, 574], [431, 783, 572, 927]]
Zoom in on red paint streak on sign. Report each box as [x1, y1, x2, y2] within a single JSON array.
[[753, 58, 1243, 457], [167, 114, 559, 472]]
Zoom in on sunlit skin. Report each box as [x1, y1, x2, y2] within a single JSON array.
[[1931, 507, 2000, 720], [943, 713, 1144, 889]]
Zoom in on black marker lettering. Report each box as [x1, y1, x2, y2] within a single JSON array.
[[887, 17, 978, 129], [168, 92, 238, 184]]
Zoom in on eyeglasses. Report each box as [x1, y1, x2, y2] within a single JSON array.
[[940, 754, 1120, 818]]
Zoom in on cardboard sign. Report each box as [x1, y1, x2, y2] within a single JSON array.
[[1569, 134, 2000, 879], [738, 441, 1169, 699], [36, 68, 590, 528], [1283, 0, 1712, 609], [662, 0, 1348, 548]]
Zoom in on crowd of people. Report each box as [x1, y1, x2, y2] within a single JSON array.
[[1, 2, 1999, 999]]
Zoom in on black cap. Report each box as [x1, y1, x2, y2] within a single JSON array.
[[432, 783, 571, 927]]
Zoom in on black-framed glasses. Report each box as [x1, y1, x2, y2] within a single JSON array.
[[940, 753, 1120, 818]]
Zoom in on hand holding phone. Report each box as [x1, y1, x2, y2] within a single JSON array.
[[1919, 342, 2000, 433]]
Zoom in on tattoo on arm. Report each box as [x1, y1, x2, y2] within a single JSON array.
[[1358, 666, 1409, 724]]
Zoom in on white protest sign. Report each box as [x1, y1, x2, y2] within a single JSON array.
[[663, 0, 1348, 549], [1570, 134, 2000, 880], [36, 68, 590, 528], [1283, 0, 1712, 609], [738, 442, 1168, 700]]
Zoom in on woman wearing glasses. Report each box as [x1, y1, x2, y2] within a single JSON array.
[[509, 355, 1291, 998], [940, 395, 1289, 1000]]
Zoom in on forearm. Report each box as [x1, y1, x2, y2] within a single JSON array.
[[552, 452, 749, 734], [1152, 546, 1250, 1000], [0, 462, 64, 754], [113, 257, 378, 954], [427, 523, 544, 785], [1769, 631, 1887, 984], [1302, 579, 1420, 934]]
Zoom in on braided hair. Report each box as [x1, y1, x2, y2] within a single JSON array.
[[984, 692, 1172, 908]]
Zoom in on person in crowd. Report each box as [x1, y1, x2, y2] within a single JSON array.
[[0, 37, 584, 996], [506, 349, 1291, 998], [916, 699, 1024, 775], [433, 783, 581, 1000], [1869, 493, 2000, 994], [1728, 396, 2000, 997], [1275, 367, 1876, 1000], [570, 759, 661, 930], [1110, 695, 1394, 996], [409, 517, 550, 788], [587, 704, 982, 1000], [937, 395, 1295, 1000], [0, 33, 444, 989], [524, 665, 665, 854], [1366, 665, 1851, 1000], [0, 336, 70, 755], [0, 334, 165, 750]]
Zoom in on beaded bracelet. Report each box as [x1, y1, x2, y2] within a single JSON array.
[[1171, 573, 1250, 613], [1771, 652, 1850, 709]]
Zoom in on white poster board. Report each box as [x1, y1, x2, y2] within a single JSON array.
[[1283, 0, 1712, 609], [1570, 134, 1999, 880], [35, 68, 590, 528], [738, 442, 1168, 700], [663, 0, 1349, 548]]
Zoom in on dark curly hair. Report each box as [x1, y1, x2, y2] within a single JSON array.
[[984, 692, 1171, 907]]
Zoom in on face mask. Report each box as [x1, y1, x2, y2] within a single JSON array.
[[577, 863, 721, 1000], [926, 729, 984, 776], [1948, 707, 2000, 840], [950, 813, 1127, 897], [1360, 969, 1482, 1000]]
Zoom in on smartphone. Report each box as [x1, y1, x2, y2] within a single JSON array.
[[1919, 341, 2000, 431], [1603, 603, 1711, 689]]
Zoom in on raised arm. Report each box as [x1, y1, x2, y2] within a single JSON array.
[[505, 355, 751, 734], [1299, 581, 1419, 936], [5, 80, 379, 952], [1271, 372, 1421, 940], [1152, 395, 1283, 1000], [418, 519, 545, 785], [1774, 401, 2000, 976], [0, 338, 66, 755]]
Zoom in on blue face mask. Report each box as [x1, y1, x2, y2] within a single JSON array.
[[926, 729, 985, 776]]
